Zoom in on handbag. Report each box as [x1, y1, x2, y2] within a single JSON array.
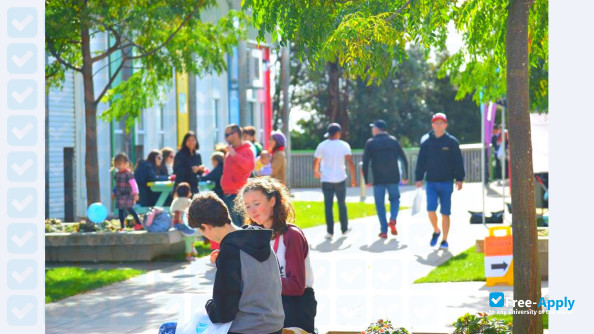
[[411, 188, 424, 215], [175, 308, 232, 334]]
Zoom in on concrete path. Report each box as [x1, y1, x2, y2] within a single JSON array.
[[46, 182, 547, 333]]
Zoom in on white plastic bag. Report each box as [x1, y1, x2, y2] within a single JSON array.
[[175, 308, 232, 334], [411, 188, 425, 216]]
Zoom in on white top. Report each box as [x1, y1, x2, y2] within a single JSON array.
[[314, 139, 352, 183], [271, 234, 314, 288]]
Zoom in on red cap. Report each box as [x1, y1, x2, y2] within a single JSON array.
[[431, 113, 448, 123]]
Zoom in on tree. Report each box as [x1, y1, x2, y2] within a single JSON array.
[[245, 0, 547, 331], [46, 0, 246, 205]]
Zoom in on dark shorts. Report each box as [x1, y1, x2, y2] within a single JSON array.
[[426, 181, 454, 215]]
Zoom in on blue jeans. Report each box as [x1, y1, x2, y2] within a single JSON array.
[[322, 181, 348, 234], [224, 194, 243, 227], [373, 183, 400, 234], [426, 181, 454, 215]]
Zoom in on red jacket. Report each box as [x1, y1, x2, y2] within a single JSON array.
[[221, 142, 255, 195]]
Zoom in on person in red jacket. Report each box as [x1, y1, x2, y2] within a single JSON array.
[[221, 124, 256, 226]]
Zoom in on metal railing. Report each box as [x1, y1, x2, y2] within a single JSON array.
[[288, 144, 483, 188]]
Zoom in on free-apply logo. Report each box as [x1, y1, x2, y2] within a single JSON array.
[[489, 292, 505, 307]]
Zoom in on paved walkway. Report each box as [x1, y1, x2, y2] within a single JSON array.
[[46, 182, 547, 333]]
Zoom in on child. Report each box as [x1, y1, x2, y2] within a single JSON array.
[[199, 151, 224, 199], [170, 182, 199, 261], [158, 192, 284, 334], [254, 150, 272, 176], [111, 153, 143, 230]]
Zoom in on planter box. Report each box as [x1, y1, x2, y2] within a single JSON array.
[[476, 235, 548, 280], [46, 230, 184, 262]]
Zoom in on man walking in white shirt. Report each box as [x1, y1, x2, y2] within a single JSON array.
[[313, 123, 357, 239]]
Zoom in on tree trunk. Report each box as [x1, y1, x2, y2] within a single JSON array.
[[507, 0, 542, 332], [327, 61, 340, 122], [338, 76, 350, 140], [81, 24, 101, 206]]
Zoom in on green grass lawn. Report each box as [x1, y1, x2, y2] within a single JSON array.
[[292, 201, 406, 229], [45, 267, 145, 303], [491, 313, 548, 329], [415, 246, 485, 283]]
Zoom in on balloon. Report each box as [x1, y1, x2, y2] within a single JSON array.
[[87, 203, 107, 223]]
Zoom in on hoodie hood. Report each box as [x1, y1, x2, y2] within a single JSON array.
[[220, 225, 273, 262]]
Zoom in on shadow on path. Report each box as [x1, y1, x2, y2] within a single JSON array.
[[359, 238, 408, 253], [310, 238, 352, 252], [414, 249, 453, 267]]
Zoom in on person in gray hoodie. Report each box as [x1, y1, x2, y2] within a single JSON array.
[[158, 192, 284, 334]]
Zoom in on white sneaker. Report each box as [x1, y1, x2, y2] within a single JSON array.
[[324, 233, 333, 240], [342, 227, 353, 236]]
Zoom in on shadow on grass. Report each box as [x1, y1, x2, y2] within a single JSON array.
[[414, 249, 454, 266], [359, 238, 408, 253]]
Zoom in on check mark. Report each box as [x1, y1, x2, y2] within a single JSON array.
[[339, 266, 362, 284], [12, 231, 33, 247], [11, 15, 34, 31], [12, 87, 34, 104], [12, 267, 34, 283], [491, 296, 503, 304], [12, 123, 33, 139], [11, 51, 34, 68], [11, 195, 33, 212], [11, 303, 33, 320], [12, 159, 33, 176], [376, 267, 399, 283], [413, 305, 434, 319]]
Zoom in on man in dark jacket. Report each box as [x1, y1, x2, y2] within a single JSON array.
[[362, 120, 409, 239], [415, 113, 465, 250]]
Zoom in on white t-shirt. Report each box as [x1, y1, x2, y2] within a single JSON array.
[[314, 139, 352, 183]]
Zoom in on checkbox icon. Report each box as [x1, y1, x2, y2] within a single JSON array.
[[8, 224, 37, 254], [8, 80, 37, 110], [8, 7, 38, 38], [489, 292, 505, 307], [7, 152, 37, 182], [8, 259, 37, 290], [8, 44, 37, 74], [7, 295, 37, 326], [7, 187, 37, 218], [7, 116, 38, 146]]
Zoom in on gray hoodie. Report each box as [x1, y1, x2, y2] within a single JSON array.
[[205, 225, 284, 333]]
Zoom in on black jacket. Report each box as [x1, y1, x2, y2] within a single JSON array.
[[199, 164, 224, 199], [173, 149, 202, 193], [362, 133, 409, 185], [207, 225, 284, 333], [415, 131, 465, 182], [134, 160, 168, 206]]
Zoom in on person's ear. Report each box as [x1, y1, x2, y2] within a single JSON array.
[[268, 195, 276, 208]]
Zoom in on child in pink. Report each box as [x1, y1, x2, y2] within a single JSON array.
[[112, 153, 142, 230]]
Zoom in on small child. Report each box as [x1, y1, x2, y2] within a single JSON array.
[[199, 151, 224, 199], [111, 153, 143, 230], [170, 182, 199, 261], [254, 150, 272, 176]]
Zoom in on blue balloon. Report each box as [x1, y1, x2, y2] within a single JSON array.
[[87, 202, 107, 223]]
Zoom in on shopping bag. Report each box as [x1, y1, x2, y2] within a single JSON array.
[[175, 308, 232, 334], [411, 188, 424, 216]]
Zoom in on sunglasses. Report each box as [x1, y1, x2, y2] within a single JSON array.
[[224, 131, 236, 138]]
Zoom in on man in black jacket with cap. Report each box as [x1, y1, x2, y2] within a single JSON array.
[[362, 120, 409, 239]]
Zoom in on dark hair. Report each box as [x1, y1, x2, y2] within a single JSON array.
[[111, 153, 130, 171], [174, 182, 191, 198], [146, 150, 161, 166], [179, 132, 200, 153], [160, 147, 174, 161], [211, 151, 225, 166], [235, 177, 295, 237], [242, 126, 256, 137], [225, 124, 242, 138], [188, 192, 231, 229], [214, 143, 227, 154]]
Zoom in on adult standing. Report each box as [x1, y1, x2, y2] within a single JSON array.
[[173, 132, 204, 195], [269, 131, 287, 185], [221, 124, 255, 226], [134, 150, 169, 207], [313, 123, 357, 239], [362, 120, 409, 239], [415, 113, 465, 250]]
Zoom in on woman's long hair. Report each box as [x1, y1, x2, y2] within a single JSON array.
[[234, 177, 295, 237], [179, 132, 199, 155]]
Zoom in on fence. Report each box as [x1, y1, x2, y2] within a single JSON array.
[[288, 143, 484, 188]]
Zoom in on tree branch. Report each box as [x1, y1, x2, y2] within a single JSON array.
[[127, 0, 203, 60], [47, 39, 82, 72], [94, 59, 125, 105], [388, 0, 412, 21]]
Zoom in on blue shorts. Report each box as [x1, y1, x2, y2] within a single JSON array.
[[426, 181, 454, 216]]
